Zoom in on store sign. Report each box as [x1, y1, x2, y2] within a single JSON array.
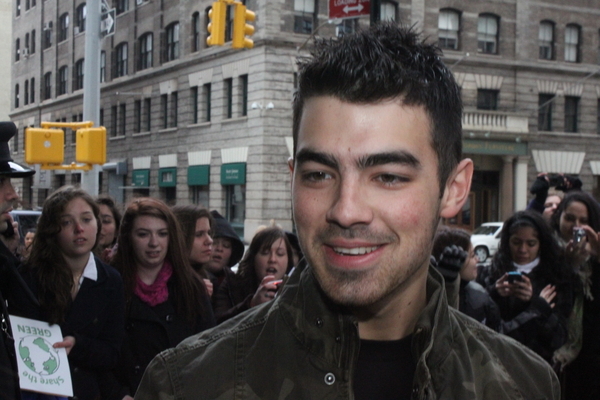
[[221, 163, 246, 185], [329, 0, 370, 20], [132, 169, 150, 187], [463, 139, 527, 156]]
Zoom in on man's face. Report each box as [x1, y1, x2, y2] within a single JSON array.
[[0, 177, 18, 233], [290, 97, 467, 307]]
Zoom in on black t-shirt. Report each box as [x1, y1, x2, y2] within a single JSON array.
[[353, 335, 415, 400]]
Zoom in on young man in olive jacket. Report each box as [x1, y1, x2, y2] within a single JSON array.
[[135, 24, 560, 399]]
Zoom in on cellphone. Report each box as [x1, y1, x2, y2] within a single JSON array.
[[507, 271, 523, 283], [573, 227, 586, 244], [2, 220, 15, 238], [272, 280, 283, 288]]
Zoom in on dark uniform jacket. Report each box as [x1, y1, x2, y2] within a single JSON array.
[[134, 261, 559, 399]]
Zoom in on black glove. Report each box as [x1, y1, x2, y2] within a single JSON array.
[[556, 175, 582, 192], [530, 175, 549, 195], [435, 245, 467, 282]]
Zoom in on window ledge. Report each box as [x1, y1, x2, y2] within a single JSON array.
[[158, 127, 177, 133], [109, 135, 126, 141], [187, 122, 211, 128], [222, 116, 248, 124], [132, 131, 151, 137]]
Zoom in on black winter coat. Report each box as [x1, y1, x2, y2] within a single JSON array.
[[9, 256, 125, 400], [106, 279, 216, 398]]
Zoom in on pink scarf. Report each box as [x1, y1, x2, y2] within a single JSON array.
[[134, 261, 173, 306]]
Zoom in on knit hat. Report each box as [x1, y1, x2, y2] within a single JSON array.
[[0, 122, 35, 177], [210, 210, 245, 267]]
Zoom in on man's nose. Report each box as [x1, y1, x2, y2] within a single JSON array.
[[326, 178, 373, 228]]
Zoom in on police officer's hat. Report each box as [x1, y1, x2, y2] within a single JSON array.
[[0, 122, 35, 178]]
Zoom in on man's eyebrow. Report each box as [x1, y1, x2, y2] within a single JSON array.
[[357, 151, 421, 170], [294, 149, 338, 169]]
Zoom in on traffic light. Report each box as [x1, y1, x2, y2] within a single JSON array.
[[207, 1, 227, 46], [76, 127, 106, 165], [25, 127, 65, 165], [232, 2, 255, 49]]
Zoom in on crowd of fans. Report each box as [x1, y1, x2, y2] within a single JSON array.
[[3, 171, 600, 399]]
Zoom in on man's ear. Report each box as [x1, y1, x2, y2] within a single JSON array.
[[439, 159, 474, 219]]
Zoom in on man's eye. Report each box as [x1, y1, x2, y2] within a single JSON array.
[[302, 171, 331, 182], [376, 174, 407, 185]]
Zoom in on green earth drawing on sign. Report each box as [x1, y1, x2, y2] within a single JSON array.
[[18, 336, 60, 375]]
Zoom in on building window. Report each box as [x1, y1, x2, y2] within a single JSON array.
[[115, 0, 128, 15], [43, 22, 52, 49], [597, 99, 600, 134], [439, 9, 460, 50], [165, 22, 180, 62], [43, 72, 51, 100], [14, 84, 19, 108], [119, 104, 126, 136], [16, 0, 20, 16], [565, 96, 579, 133], [203, 83, 211, 122], [170, 92, 178, 127], [225, 184, 245, 238], [144, 98, 151, 131], [74, 59, 84, 91], [15, 39, 20, 61], [30, 30, 36, 54], [538, 94, 554, 131], [565, 24, 581, 63], [24, 80, 29, 105], [224, 78, 232, 119], [75, 3, 86, 33], [115, 42, 128, 77], [25, 33, 30, 54], [192, 12, 201, 52], [99, 108, 104, 126], [380, 2, 396, 22], [161, 94, 168, 128], [539, 21, 554, 60], [191, 185, 209, 207], [336, 19, 358, 37], [138, 33, 153, 70], [226, 6, 233, 42], [294, 0, 315, 34], [191, 86, 198, 124], [57, 66, 68, 95], [30, 78, 35, 103], [476, 89, 498, 110], [240, 75, 248, 117], [477, 14, 499, 54], [100, 51, 106, 82], [58, 13, 69, 42], [134, 100, 141, 133], [111, 105, 117, 137]]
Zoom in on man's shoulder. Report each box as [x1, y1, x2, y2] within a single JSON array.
[[440, 308, 559, 399]]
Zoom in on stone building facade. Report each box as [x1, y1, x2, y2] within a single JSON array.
[[10, 0, 600, 238]]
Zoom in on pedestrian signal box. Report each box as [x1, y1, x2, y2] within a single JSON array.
[[25, 122, 106, 171], [76, 127, 106, 165], [25, 127, 65, 165]]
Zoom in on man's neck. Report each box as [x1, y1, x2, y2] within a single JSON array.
[[353, 265, 428, 341]]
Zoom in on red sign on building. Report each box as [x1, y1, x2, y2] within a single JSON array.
[[329, 0, 370, 20]]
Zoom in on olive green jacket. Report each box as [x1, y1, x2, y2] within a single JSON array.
[[135, 262, 559, 400]]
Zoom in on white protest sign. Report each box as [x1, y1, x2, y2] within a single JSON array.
[[9, 315, 73, 397]]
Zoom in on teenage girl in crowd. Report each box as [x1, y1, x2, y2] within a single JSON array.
[[550, 191, 600, 399], [478, 210, 575, 363], [213, 227, 293, 324], [432, 226, 502, 332], [94, 196, 122, 263], [107, 198, 215, 399], [205, 211, 245, 298], [172, 205, 214, 295], [10, 186, 125, 400]]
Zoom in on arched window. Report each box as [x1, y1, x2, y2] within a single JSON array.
[[477, 13, 499, 54], [74, 59, 84, 90], [57, 66, 68, 95], [439, 9, 460, 50], [43, 72, 52, 100], [76, 3, 86, 33], [138, 33, 153, 70], [538, 21, 554, 60], [14, 84, 19, 108], [58, 13, 69, 42]]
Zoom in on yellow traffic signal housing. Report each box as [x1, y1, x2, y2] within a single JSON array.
[[232, 2, 256, 49], [25, 127, 65, 165], [76, 127, 106, 165], [207, 1, 227, 46]]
